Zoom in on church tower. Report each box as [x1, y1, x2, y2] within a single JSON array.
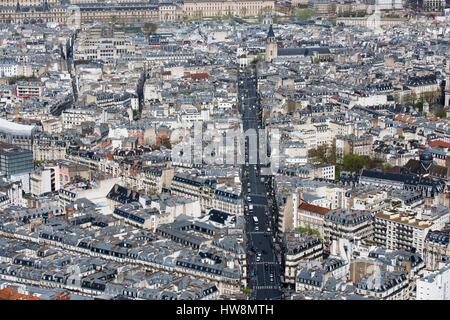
[[265, 24, 277, 63]]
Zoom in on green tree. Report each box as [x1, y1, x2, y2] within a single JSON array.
[[308, 143, 337, 165], [434, 107, 447, 119], [294, 8, 315, 20], [286, 100, 297, 113], [132, 109, 140, 120], [298, 226, 322, 239], [342, 154, 382, 173], [308, 144, 329, 164], [159, 137, 172, 149], [142, 22, 157, 35], [34, 160, 43, 168], [414, 98, 424, 113], [242, 287, 252, 294], [335, 164, 341, 180]]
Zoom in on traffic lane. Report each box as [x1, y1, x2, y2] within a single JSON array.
[[255, 289, 282, 300], [251, 235, 273, 263], [241, 72, 281, 299]]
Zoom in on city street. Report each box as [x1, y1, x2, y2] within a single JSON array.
[[239, 69, 282, 300]]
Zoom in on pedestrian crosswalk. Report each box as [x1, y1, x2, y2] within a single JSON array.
[[253, 285, 279, 290], [248, 231, 267, 235], [248, 203, 266, 207], [253, 261, 277, 265]]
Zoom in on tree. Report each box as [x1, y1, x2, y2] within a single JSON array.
[[159, 137, 172, 149], [298, 226, 321, 239], [402, 93, 412, 106], [434, 107, 447, 119], [335, 165, 341, 180], [294, 8, 315, 20], [414, 98, 424, 113], [308, 143, 337, 165], [110, 15, 119, 25], [240, 7, 247, 17], [286, 100, 297, 113], [142, 22, 157, 35], [242, 287, 252, 294], [381, 162, 393, 170], [342, 154, 382, 173], [132, 109, 140, 120], [256, 9, 265, 22], [422, 88, 442, 106], [411, 92, 418, 105], [308, 144, 329, 164], [34, 160, 43, 168]]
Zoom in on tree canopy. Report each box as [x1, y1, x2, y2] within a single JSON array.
[[342, 154, 382, 173], [308, 143, 337, 165], [294, 8, 315, 20], [142, 22, 157, 35]]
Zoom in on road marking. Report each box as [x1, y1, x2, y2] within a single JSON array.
[[253, 286, 280, 290], [247, 231, 269, 235]]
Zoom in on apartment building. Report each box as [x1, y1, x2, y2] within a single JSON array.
[[281, 164, 335, 180], [351, 190, 388, 212], [284, 232, 323, 284], [170, 174, 243, 215], [62, 109, 96, 130], [0, 59, 18, 77], [58, 161, 90, 186], [406, 74, 440, 97], [374, 210, 433, 254], [295, 258, 348, 292], [74, 28, 135, 62], [0, 179, 23, 206], [422, 0, 446, 12], [302, 123, 334, 149], [113, 203, 171, 232], [356, 271, 410, 300], [422, 229, 450, 271], [296, 201, 330, 237], [139, 167, 174, 194], [16, 81, 43, 98], [32, 135, 68, 162], [30, 165, 60, 197], [416, 264, 450, 300], [323, 209, 373, 248], [335, 134, 373, 162]]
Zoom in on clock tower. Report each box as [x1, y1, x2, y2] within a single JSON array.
[[265, 24, 277, 63]]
